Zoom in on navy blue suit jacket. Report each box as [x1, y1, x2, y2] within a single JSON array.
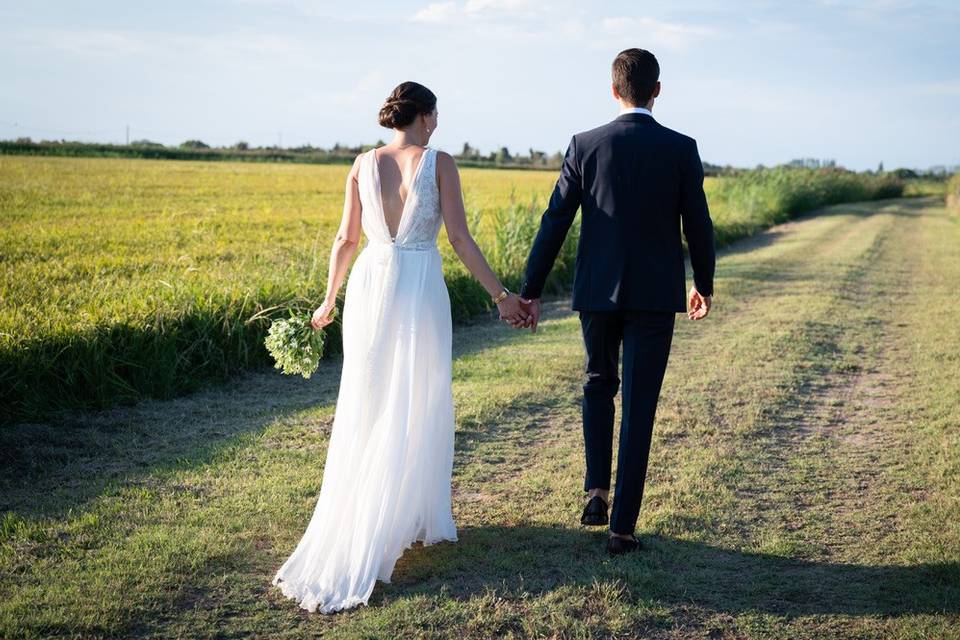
[[519, 112, 716, 312]]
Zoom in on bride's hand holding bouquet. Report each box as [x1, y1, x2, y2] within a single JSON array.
[[263, 296, 334, 380], [311, 298, 337, 330]]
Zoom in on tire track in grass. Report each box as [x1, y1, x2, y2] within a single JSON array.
[[584, 202, 908, 636], [640, 202, 901, 542], [636, 198, 957, 638]]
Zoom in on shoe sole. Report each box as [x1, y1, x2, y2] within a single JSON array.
[[606, 544, 642, 555]]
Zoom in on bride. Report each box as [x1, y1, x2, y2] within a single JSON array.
[[271, 81, 530, 613]]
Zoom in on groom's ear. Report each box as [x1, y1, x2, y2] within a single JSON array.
[[652, 81, 661, 98]]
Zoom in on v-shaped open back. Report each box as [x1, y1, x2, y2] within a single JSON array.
[[358, 146, 440, 249], [373, 146, 429, 241]]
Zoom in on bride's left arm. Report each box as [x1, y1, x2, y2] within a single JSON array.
[[437, 151, 528, 325], [312, 154, 363, 329]]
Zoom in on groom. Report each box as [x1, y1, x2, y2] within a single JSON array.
[[515, 48, 716, 555]]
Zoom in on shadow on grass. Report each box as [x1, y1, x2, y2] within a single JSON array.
[[376, 524, 959, 618], [0, 300, 576, 521]]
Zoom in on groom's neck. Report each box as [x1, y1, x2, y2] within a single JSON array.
[[619, 99, 654, 111]]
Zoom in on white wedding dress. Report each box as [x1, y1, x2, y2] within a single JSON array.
[[271, 146, 458, 613]]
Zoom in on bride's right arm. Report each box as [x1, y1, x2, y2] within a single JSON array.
[[437, 151, 529, 326], [312, 154, 363, 329]]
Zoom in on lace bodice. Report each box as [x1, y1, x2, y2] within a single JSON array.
[[360, 146, 441, 249]]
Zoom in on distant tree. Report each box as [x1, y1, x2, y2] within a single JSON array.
[[786, 158, 832, 169], [15, 137, 32, 144], [891, 168, 918, 179], [877, 161, 884, 173], [232, 141, 250, 150], [703, 161, 725, 176], [495, 146, 511, 164], [180, 139, 210, 149], [130, 139, 164, 148]]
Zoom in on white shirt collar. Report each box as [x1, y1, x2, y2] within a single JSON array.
[[618, 106, 653, 116]]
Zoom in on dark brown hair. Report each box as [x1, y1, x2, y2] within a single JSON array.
[[378, 81, 437, 129], [612, 48, 660, 107]]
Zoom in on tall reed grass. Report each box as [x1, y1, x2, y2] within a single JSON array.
[[706, 166, 904, 246], [947, 172, 960, 213]]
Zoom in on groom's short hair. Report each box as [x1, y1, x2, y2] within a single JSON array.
[[612, 48, 660, 107]]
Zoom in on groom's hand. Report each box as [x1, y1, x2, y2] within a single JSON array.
[[687, 286, 712, 320], [515, 297, 541, 332]]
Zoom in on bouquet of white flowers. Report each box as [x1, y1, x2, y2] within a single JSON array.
[[264, 312, 326, 379]]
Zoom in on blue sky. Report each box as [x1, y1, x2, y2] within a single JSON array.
[[2, 0, 958, 171]]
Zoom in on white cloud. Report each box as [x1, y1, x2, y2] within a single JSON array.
[[412, 0, 543, 24], [600, 16, 719, 51], [408, 3, 717, 49], [408, 0, 599, 44], [232, 0, 334, 15], [412, 1, 461, 23], [464, 0, 539, 14]]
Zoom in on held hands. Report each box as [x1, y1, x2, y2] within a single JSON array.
[[506, 297, 540, 333], [311, 298, 337, 330], [496, 292, 531, 326], [687, 286, 712, 320], [518, 297, 540, 332]]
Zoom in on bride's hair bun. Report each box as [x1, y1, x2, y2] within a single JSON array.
[[378, 81, 437, 129]]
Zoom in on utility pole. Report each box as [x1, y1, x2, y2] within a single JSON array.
[[125, 124, 129, 145]]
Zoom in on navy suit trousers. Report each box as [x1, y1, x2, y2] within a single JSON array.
[[579, 309, 676, 535]]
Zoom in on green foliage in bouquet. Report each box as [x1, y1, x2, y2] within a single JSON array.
[[264, 312, 326, 379]]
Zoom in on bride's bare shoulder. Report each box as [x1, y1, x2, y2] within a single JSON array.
[[347, 151, 366, 182], [435, 150, 459, 177]]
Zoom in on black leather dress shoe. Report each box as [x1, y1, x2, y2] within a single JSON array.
[[580, 495, 609, 526], [606, 534, 642, 555]]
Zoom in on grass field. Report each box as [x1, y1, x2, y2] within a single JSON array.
[[1, 195, 956, 638], [1, 156, 903, 423]]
